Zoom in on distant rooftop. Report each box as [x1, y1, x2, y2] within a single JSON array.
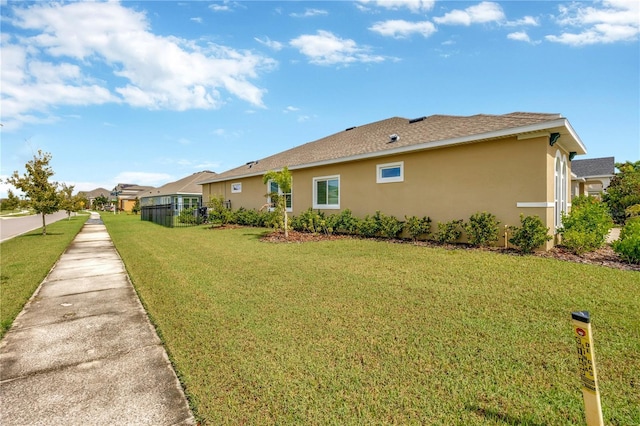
[[572, 157, 615, 178]]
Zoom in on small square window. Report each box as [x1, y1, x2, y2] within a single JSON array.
[[377, 161, 404, 183], [231, 183, 242, 193]]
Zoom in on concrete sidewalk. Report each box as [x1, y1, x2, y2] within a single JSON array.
[[0, 213, 195, 425]]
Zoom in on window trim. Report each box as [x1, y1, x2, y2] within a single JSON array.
[[313, 175, 340, 209], [554, 151, 568, 230], [376, 161, 404, 183], [266, 180, 293, 213], [231, 182, 242, 193]]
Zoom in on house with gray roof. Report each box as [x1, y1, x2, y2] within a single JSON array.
[[570, 157, 615, 198], [198, 112, 587, 249], [79, 187, 110, 210], [140, 171, 217, 213]]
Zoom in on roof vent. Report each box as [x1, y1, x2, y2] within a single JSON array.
[[345, 126, 356, 131], [409, 116, 426, 124], [388, 134, 400, 143]]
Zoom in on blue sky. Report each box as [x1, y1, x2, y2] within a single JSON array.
[[1, 0, 638, 198]]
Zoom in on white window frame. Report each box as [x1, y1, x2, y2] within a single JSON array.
[[376, 161, 404, 183], [231, 182, 242, 193], [266, 180, 292, 213], [554, 151, 568, 230], [313, 175, 340, 209]]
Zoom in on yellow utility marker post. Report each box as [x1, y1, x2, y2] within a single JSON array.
[[571, 311, 604, 426]]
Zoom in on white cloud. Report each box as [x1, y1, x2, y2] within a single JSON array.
[[508, 31, 532, 43], [434, 2, 505, 26], [1, 2, 275, 129], [254, 36, 284, 51], [546, 0, 639, 45], [290, 9, 328, 18], [190, 17, 203, 24], [290, 30, 385, 66], [357, 0, 435, 13], [209, 4, 231, 12], [284, 106, 300, 113], [369, 20, 437, 38], [506, 16, 539, 27]]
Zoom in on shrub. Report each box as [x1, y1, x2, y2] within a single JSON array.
[[404, 215, 431, 241], [263, 210, 283, 230], [465, 212, 500, 247], [207, 196, 233, 225], [435, 219, 463, 244], [509, 214, 552, 254], [625, 204, 640, 220], [559, 195, 613, 254], [330, 209, 359, 235], [291, 208, 323, 233], [375, 211, 404, 239], [358, 214, 380, 238], [613, 219, 640, 264], [178, 207, 202, 225], [233, 207, 273, 227]]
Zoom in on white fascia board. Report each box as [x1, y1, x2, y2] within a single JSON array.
[[563, 118, 587, 155]]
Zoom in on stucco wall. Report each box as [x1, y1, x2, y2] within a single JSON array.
[[202, 135, 573, 248]]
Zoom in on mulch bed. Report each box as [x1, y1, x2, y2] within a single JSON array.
[[256, 229, 639, 272]]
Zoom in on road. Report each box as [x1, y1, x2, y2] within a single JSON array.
[[0, 211, 70, 243]]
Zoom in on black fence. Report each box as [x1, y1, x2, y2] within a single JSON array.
[[141, 203, 208, 228]]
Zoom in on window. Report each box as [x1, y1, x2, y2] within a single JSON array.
[[313, 175, 340, 209], [231, 182, 242, 193], [377, 161, 404, 183], [267, 181, 292, 212], [554, 151, 568, 229]]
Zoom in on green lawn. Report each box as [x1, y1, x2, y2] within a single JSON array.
[[109, 214, 636, 424], [0, 214, 88, 337]]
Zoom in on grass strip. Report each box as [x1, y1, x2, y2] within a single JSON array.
[[102, 213, 639, 425], [0, 214, 88, 337]]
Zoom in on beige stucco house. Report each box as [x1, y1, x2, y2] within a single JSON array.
[[198, 112, 587, 248]]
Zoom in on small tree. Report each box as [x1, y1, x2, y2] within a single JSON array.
[[93, 194, 108, 210], [263, 166, 292, 238], [603, 160, 640, 224], [3, 189, 21, 211], [132, 197, 141, 215], [59, 183, 79, 220], [5, 150, 60, 235]]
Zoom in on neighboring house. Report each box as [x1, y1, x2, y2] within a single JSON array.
[[139, 171, 217, 212], [80, 187, 111, 209], [198, 112, 587, 249], [113, 183, 155, 212], [571, 157, 615, 198]]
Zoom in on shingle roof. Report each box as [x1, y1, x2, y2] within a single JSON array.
[[571, 157, 615, 178], [79, 188, 110, 198], [201, 112, 583, 183], [140, 171, 217, 198]]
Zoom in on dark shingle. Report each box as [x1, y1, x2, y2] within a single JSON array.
[[572, 157, 615, 178], [207, 112, 571, 181]]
